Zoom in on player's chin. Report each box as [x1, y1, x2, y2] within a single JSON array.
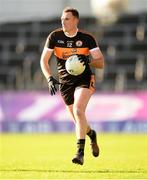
[[62, 26, 66, 31], [62, 27, 68, 32]]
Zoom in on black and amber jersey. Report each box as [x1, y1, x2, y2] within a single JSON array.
[[46, 28, 99, 84]]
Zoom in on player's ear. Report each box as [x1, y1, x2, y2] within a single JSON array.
[[74, 17, 79, 24]]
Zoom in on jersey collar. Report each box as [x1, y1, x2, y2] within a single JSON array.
[[63, 28, 78, 38]]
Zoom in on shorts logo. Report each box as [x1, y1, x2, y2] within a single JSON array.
[[76, 40, 83, 47]]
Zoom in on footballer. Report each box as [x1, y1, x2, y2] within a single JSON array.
[[40, 7, 104, 165]]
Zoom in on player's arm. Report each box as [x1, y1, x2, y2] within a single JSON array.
[[40, 37, 60, 95], [40, 38, 53, 80], [89, 47, 104, 69]]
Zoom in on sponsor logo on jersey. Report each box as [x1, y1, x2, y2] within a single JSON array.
[[71, 48, 77, 53], [62, 49, 77, 59]]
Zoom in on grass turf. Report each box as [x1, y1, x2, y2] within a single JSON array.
[[0, 133, 147, 179]]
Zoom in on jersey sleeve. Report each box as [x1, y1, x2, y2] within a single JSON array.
[[87, 34, 99, 50], [45, 31, 56, 50]]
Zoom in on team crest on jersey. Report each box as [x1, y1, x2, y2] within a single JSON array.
[[76, 40, 83, 47]]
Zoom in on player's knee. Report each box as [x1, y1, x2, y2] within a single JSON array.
[[73, 106, 84, 118]]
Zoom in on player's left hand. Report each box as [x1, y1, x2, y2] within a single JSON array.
[[77, 54, 91, 66]]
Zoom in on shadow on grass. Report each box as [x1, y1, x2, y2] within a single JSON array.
[[0, 169, 146, 173]]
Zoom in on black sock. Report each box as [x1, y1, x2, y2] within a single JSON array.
[[87, 129, 96, 142], [77, 139, 85, 155]]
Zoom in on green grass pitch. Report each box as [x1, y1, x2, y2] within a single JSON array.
[[0, 133, 147, 179]]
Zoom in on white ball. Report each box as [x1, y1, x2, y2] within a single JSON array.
[[65, 55, 86, 76]]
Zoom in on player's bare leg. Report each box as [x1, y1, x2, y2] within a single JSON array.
[[66, 92, 99, 161], [68, 88, 94, 164], [73, 88, 92, 139], [66, 104, 91, 132], [69, 88, 90, 165]]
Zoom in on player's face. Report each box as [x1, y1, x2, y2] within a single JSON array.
[[61, 12, 78, 33]]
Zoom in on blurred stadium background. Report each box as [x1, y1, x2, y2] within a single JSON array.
[[0, 0, 147, 133]]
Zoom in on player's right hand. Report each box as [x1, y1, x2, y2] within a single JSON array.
[[47, 76, 60, 95]]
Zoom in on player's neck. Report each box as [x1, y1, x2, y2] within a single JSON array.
[[64, 28, 78, 38]]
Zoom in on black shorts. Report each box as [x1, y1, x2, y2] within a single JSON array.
[[59, 75, 95, 105]]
